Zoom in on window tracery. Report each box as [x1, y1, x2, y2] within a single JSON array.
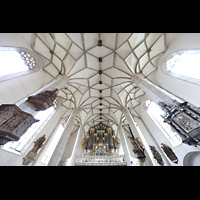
[[20, 51, 36, 69], [0, 46, 41, 82], [161, 49, 200, 85]]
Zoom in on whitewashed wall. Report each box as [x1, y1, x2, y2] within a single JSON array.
[[0, 33, 53, 105], [0, 33, 60, 166], [155, 33, 200, 107]]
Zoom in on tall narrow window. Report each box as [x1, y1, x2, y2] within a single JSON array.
[[161, 49, 200, 85], [0, 47, 40, 82], [0, 51, 36, 77], [145, 99, 182, 147], [166, 53, 200, 79]]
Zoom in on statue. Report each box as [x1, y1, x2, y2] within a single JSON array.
[[149, 145, 164, 166], [31, 135, 46, 153], [23, 135, 46, 165], [161, 143, 178, 164], [127, 124, 146, 162]]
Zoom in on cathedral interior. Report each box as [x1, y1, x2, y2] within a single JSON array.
[[0, 33, 200, 166]]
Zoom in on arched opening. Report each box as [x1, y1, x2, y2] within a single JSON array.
[[161, 49, 200, 86], [183, 151, 200, 166], [0, 46, 41, 83]]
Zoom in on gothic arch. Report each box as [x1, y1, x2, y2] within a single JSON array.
[[183, 151, 200, 166], [161, 49, 200, 86], [0, 46, 42, 83]]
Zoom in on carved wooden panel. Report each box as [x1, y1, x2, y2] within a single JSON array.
[[26, 89, 58, 111], [0, 104, 39, 145]]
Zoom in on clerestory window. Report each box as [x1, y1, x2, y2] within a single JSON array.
[[0, 51, 36, 77], [145, 99, 182, 147], [161, 49, 200, 85], [0, 47, 40, 82]]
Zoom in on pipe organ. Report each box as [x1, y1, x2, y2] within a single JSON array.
[[81, 122, 120, 156]]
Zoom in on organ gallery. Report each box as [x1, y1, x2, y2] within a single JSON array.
[[81, 122, 120, 156]]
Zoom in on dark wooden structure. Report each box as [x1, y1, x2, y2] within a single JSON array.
[[26, 89, 58, 111], [0, 104, 39, 145], [149, 145, 164, 166], [161, 143, 178, 164], [127, 124, 146, 161]]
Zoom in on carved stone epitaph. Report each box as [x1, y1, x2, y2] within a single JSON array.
[[159, 101, 200, 146], [0, 104, 39, 145]]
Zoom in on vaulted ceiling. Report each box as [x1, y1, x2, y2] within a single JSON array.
[[33, 33, 166, 128]]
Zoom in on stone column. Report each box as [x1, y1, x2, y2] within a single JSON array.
[[48, 107, 80, 166], [118, 125, 132, 166], [69, 124, 84, 166], [132, 74, 180, 106], [123, 106, 170, 166]]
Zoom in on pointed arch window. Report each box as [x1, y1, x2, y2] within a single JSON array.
[[0, 46, 41, 82], [161, 49, 200, 85]]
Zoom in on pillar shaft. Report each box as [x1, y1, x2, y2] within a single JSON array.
[[69, 124, 84, 166], [48, 107, 79, 166], [132, 74, 180, 105], [132, 74, 200, 146], [118, 125, 132, 166]]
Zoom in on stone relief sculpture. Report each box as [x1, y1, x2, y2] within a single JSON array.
[[149, 145, 164, 166], [23, 135, 46, 165], [161, 143, 178, 164], [159, 101, 200, 146]]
